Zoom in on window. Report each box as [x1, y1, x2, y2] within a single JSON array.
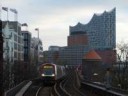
[[18, 45, 20, 51], [14, 43, 17, 50], [24, 49, 28, 54], [14, 52, 17, 58], [14, 34, 17, 41], [24, 33, 28, 39], [24, 41, 28, 46]]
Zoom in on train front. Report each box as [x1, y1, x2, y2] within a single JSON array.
[[40, 63, 56, 84]]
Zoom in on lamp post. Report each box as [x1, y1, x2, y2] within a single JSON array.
[[21, 23, 28, 31], [93, 73, 98, 82], [2, 7, 9, 21], [35, 28, 39, 39], [35, 28, 39, 65], [104, 68, 111, 90]]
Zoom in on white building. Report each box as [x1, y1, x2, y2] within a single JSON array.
[[31, 37, 43, 65], [2, 21, 24, 63]]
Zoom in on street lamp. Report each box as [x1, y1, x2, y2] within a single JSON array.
[[21, 23, 28, 31], [93, 73, 98, 76], [35, 28, 39, 65], [35, 28, 39, 39], [93, 73, 98, 82]]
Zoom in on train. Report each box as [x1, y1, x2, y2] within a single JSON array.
[[39, 63, 65, 84]]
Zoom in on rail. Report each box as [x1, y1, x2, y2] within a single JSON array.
[[82, 81, 128, 96]]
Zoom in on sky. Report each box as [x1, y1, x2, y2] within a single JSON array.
[[1, 0, 128, 50]]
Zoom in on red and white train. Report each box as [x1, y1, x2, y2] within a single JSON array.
[[39, 63, 65, 84]]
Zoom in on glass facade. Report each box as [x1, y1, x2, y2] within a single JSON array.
[[70, 8, 116, 50], [22, 31, 31, 61], [59, 45, 90, 65]]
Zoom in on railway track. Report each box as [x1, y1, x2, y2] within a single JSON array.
[[36, 86, 52, 96], [23, 79, 43, 96], [23, 69, 87, 96], [23, 79, 53, 96], [64, 70, 85, 96], [53, 77, 71, 96], [52, 69, 86, 96]]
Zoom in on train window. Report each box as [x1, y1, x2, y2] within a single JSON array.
[[44, 66, 53, 68], [43, 68, 54, 75], [42, 65, 55, 75]]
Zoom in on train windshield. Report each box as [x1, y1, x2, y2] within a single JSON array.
[[43, 66, 54, 75]]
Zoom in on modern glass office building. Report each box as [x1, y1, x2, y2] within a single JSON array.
[[2, 21, 24, 63], [69, 8, 116, 50]]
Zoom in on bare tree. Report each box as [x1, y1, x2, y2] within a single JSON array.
[[114, 41, 128, 89]]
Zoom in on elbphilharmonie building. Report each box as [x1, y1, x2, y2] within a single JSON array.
[[69, 8, 116, 50]]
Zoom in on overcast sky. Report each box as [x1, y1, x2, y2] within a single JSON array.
[[1, 0, 128, 50]]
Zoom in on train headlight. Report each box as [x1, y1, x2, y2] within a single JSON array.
[[41, 74, 45, 76], [51, 74, 55, 76]]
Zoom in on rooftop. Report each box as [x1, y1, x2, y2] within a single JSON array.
[[83, 50, 101, 60]]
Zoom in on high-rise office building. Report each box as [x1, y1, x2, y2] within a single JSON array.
[[31, 37, 43, 65], [70, 8, 116, 50], [2, 21, 24, 63]]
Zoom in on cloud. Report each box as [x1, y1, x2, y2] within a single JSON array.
[[1, 0, 23, 7]]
